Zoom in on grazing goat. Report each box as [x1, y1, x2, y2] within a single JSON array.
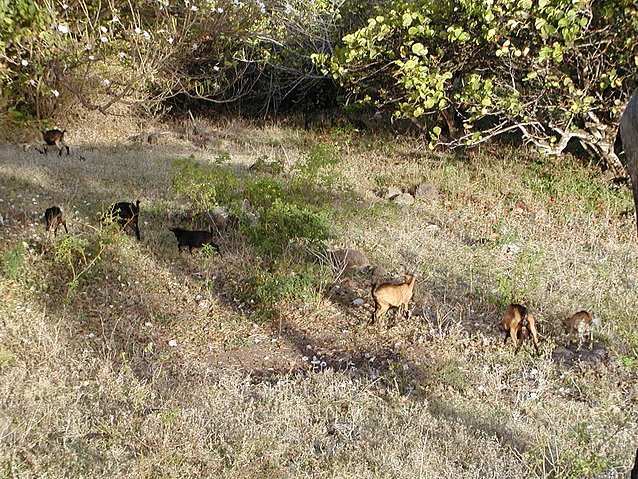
[[502, 303, 540, 355], [620, 89, 638, 236], [370, 274, 416, 325], [44, 206, 68, 237], [564, 310, 600, 350], [41, 129, 70, 156], [169, 227, 220, 255], [105, 200, 141, 240]]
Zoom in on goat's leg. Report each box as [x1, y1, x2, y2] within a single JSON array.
[[528, 322, 541, 356], [509, 327, 519, 352]]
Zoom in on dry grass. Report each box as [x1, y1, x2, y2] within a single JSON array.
[[1, 118, 638, 478]]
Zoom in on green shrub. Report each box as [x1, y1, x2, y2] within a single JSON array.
[[247, 199, 332, 257], [1, 242, 26, 280], [246, 260, 330, 308]]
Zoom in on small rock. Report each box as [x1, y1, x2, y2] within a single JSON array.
[[393, 193, 415, 206], [500, 243, 520, 254], [414, 182, 439, 201], [330, 248, 371, 270], [384, 187, 402, 200], [371, 265, 387, 278], [209, 207, 228, 231], [424, 223, 440, 233], [352, 298, 365, 307]]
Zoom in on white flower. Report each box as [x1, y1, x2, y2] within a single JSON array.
[[112, 15, 119, 23], [62, 3, 69, 9], [191, 5, 198, 11], [118, 51, 126, 58], [21, 59, 28, 66], [143, 31, 151, 41], [52, 89, 60, 97], [101, 79, 111, 87], [168, 37, 174, 44], [134, 27, 142, 34], [57, 24, 70, 34], [168, 339, 177, 347], [213, 65, 220, 72], [88, 55, 96, 61], [216, 7, 224, 13], [100, 26, 108, 33], [100, 36, 108, 43]]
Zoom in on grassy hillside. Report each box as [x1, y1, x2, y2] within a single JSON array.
[[1, 117, 638, 478]]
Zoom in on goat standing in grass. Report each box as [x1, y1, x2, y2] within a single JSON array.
[[40, 129, 70, 156], [564, 310, 599, 350], [502, 303, 541, 355], [44, 206, 68, 237], [370, 274, 416, 326], [169, 227, 220, 255], [105, 200, 141, 240]]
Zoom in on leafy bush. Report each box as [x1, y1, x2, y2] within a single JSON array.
[[1, 242, 26, 280], [171, 147, 341, 313], [172, 147, 338, 259], [316, 0, 638, 169], [246, 259, 331, 309], [52, 223, 120, 292], [249, 198, 332, 257]]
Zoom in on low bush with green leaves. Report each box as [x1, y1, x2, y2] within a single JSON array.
[[171, 145, 341, 312]]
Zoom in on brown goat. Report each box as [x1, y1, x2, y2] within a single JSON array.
[[44, 206, 68, 237], [41, 129, 70, 156], [105, 200, 141, 240], [370, 274, 416, 325], [564, 310, 599, 350], [502, 303, 540, 355], [169, 227, 220, 255]]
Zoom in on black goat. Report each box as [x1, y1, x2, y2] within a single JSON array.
[[41, 129, 70, 156], [44, 206, 68, 237], [169, 227, 220, 255], [105, 200, 141, 240]]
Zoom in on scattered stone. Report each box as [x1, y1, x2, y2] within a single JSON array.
[[384, 187, 402, 200], [551, 343, 609, 368], [414, 182, 439, 201], [424, 223, 440, 233], [371, 265, 387, 278], [500, 243, 520, 254], [393, 193, 415, 206], [208, 207, 228, 231], [330, 248, 371, 270], [352, 298, 365, 307]]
